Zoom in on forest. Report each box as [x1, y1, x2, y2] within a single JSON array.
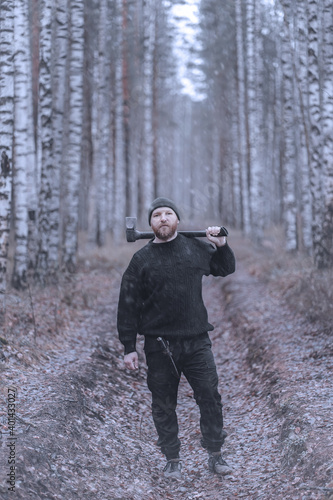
[[0, 0, 333, 305]]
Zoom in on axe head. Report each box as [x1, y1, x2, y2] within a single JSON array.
[[126, 217, 138, 242]]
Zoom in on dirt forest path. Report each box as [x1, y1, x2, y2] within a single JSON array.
[[0, 235, 332, 500]]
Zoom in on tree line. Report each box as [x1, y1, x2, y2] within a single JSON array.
[[198, 0, 333, 270], [0, 0, 332, 313]]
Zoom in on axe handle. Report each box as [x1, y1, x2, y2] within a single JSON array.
[[180, 227, 228, 238], [128, 226, 228, 241], [135, 231, 155, 240]]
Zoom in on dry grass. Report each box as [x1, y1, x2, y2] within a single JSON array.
[[231, 226, 333, 334], [77, 231, 147, 272], [281, 267, 333, 330]]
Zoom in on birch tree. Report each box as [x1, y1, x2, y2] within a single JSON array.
[[246, 0, 264, 241], [321, 0, 333, 267], [308, 0, 324, 267], [0, 0, 14, 310], [89, 0, 109, 246], [280, 0, 297, 251], [78, 0, 94, 233], [51, 0, 69, 266], [12, 0, 36, 288], [235, 0, 250, 232], [270, 20, 283, 227], [141, 0, 156, 215], [36, 0, 54, 281], [113, 0, 126, 240], [295, 0, 312, 251], [62, 0, 84, 271]]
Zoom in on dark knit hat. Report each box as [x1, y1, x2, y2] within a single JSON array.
[[148, 197, 181, 225]]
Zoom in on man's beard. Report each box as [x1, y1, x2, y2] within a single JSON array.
[[154, 223, 177, 241]]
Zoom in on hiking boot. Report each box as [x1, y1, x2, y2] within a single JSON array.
[[163, 459, 182, 480], [208, 452, 232, 475]]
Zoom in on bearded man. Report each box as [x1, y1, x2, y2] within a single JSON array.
[[117, 197, 236, 479]]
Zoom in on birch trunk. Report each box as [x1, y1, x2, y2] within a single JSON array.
[[182, 98, 193, 216], [36, 0, 54, 281], [79, 0, 93, 233], [308, 0, 324, 268], [122, 0, 131, 218], [25, 0, 39, 273], [321, 0, 333, 267], [272, 5, 284, 226], [113, 0, 126, 240], [280, 0, 297, 251], [141, 0, 155, 215], [235, 0, 250, 232], [88, 51, 99, 242], [96, 0, 109, 246], [253, 0, 265, 234], [264, 60, 278, 226], [89, 0, 109, 246], [232, 129, 241, 229], [211, 124, 221, 220], [0, 0, 14, 310], [51, 0, 69, 266], [246, 0, 263, 241], [62, 0, 84, 271], [296, 0, 312, 251], [12, 0, 35, 288]]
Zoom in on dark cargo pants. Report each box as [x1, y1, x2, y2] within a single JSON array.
[[145, 333, 227, 460]]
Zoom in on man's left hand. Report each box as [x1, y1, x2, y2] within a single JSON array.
[[206, 226, 227, 247]]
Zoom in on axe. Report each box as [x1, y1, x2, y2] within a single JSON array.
[[126, 217, 228, 242]]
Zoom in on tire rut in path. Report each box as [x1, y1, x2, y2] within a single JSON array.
[[213, 257, 332, 500]]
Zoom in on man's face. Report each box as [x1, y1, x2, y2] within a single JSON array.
[[150, 207, 179, 241]]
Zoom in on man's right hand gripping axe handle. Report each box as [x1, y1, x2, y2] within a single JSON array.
[[126, 217, 228, 242]]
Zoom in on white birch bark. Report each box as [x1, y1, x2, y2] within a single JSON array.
[[51, 0, 69, 266], [182, 98, 193, 216], [36, 0, 54, 281], [171, 96, 183, 209], [141, 0, 155, 215], [231, 112, 241, 228], [254, 0, 265, 232], [235, 0, 250, 233], [0, 0, 14, 308], [263, 14, 279, 228], [308, 0, 324, 268], [296, 0, 312, 251], [271, 57, 282, 224], [102, 14, 114, 234], [246, 0, 263, 241], [90, 0, 109, 246], [62, 0, 84, 271], [12, 0, 35, 288], [113, 0, 126, 240], [321, 0, 333, 267], [88, 50, 99, 242], [280, 0, 297, 251]]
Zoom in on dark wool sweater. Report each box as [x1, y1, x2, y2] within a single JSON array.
[[117, 234, 236, 354]]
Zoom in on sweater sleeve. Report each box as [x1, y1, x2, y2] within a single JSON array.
[[209, 242, 236, 277], [117, 257, 143, 354]]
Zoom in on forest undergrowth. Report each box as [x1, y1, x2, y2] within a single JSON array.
[[0, 230, 332, 499]]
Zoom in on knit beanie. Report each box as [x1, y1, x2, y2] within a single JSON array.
[[148, 197, 181, 225]]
